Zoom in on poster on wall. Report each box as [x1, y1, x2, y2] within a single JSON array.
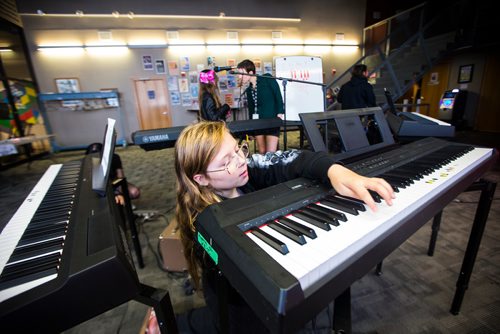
[[181, 93, 192, 106], [190, 84, 199, 98], [170, 91, 181, 105], [218, 76, 228, 90], [155, 59, 166, 74], [168, 61, 180, 76], [142, 55, 153, 70], [180, 56, 190, 71], [253, 59, 262, 73], [227, 75, 237, 88], [189, 71, 198, 84], [264, 62, 273, 74], [207, 56, 216, 68], [167, 77, 178, 91], [178, 78, 189, 93]]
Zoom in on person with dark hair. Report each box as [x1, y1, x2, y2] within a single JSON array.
[[337, 64, 376, 110], [198, 69, 231, 121], [174, 121, 395, 333], [236, 59, 283, 154], [85, 143, 140, 205]]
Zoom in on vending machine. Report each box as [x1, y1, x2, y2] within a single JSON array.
[[438, 89, 467, 126]]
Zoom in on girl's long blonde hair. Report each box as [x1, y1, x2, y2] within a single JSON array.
[[174, 121, 227, 288]]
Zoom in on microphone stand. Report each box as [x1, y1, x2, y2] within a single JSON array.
[[231, 70, 325, 150]]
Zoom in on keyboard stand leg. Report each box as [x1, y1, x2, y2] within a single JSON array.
[[427, 210, 443, 256], [375, 262, 383, 276], [451, 179, 496, 315], [135, 283, 179, 334], [333, 287, 352, 334]]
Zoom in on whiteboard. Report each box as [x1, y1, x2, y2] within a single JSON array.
[[275, 56, 324, 121]]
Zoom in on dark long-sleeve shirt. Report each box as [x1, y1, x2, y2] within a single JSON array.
[[337, 75, 376, 110]]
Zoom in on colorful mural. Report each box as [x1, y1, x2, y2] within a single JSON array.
[[0, 80, 39, 135]]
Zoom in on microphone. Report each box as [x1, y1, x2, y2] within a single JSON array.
[[214, 66, 236, 72]]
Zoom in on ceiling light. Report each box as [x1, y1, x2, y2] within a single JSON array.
[[112, 11, 120, 18], [20, 12, 300, 22], [36, 9, 45, 16]]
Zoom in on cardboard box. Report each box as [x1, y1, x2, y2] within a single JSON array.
[[159, 220, 188, 272]]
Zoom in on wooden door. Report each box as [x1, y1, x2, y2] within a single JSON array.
[[476, 51, 500, 132], [133, 78, 172, 130]]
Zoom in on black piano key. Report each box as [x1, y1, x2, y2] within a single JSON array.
[[250, 227, 289, 255], [23, 225, 67, 240], [384, 173, 414, 185], [382, 176, 407, 189], [2, 252, 60, 275], [328, 194, 366, 211], [18, 229, 67, 247], [295, 210, 340, 227], [30, 210, 71, 223], [277, 217, 317, 239], [8, 239, 63, 264], [306, 204, 348, 222], [26, 218, 68, 231], [369, 190, 382, 203], [318, 199, 359, 216], [0, 267, 58, 291], [1, 258, 60, 281], [268, 222, 306, 245], [35, 203, 73, 214], [290, 212, 331, 230]]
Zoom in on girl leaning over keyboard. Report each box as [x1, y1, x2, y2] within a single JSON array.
[[174, 121, 394, 333]]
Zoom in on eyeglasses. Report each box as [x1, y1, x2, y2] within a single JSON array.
[[206, 141, 249, 175]]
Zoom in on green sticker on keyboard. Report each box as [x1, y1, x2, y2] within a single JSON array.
[[197, 232, 219, 265]]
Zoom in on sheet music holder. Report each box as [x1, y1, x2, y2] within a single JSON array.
[[300, 107, 395, 160], [92, 118, 117, 194]]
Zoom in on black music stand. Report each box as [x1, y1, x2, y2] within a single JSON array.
[[231, 70, 325, 150]]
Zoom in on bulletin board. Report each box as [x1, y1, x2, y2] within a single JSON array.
[[275, 56, 324, 121]]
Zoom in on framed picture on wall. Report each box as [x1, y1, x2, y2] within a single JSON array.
[[458, 64, 474, 83], [55, 78, 80, 93]]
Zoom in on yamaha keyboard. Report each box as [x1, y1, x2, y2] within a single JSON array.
[[0, 156, 141, 332], [195, 137, 497, 333], [132, 118, 283, 151]]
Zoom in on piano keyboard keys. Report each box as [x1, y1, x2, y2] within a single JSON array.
[[318, 198, 359, 216], [240, 145, 493, 293], [0, 161, 81, 303]]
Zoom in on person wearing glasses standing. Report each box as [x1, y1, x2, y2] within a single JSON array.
[[198, 69, 231, 121], [174, 121, 394, 333], [236, 59, 283, 154]]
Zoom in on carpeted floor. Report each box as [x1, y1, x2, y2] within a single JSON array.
[[1, 130, 499, 334]]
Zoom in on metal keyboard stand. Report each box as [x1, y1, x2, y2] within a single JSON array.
[[135, 283, 179, 334], [426, 179, 497, 314], [343, 179, 497, 334]]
